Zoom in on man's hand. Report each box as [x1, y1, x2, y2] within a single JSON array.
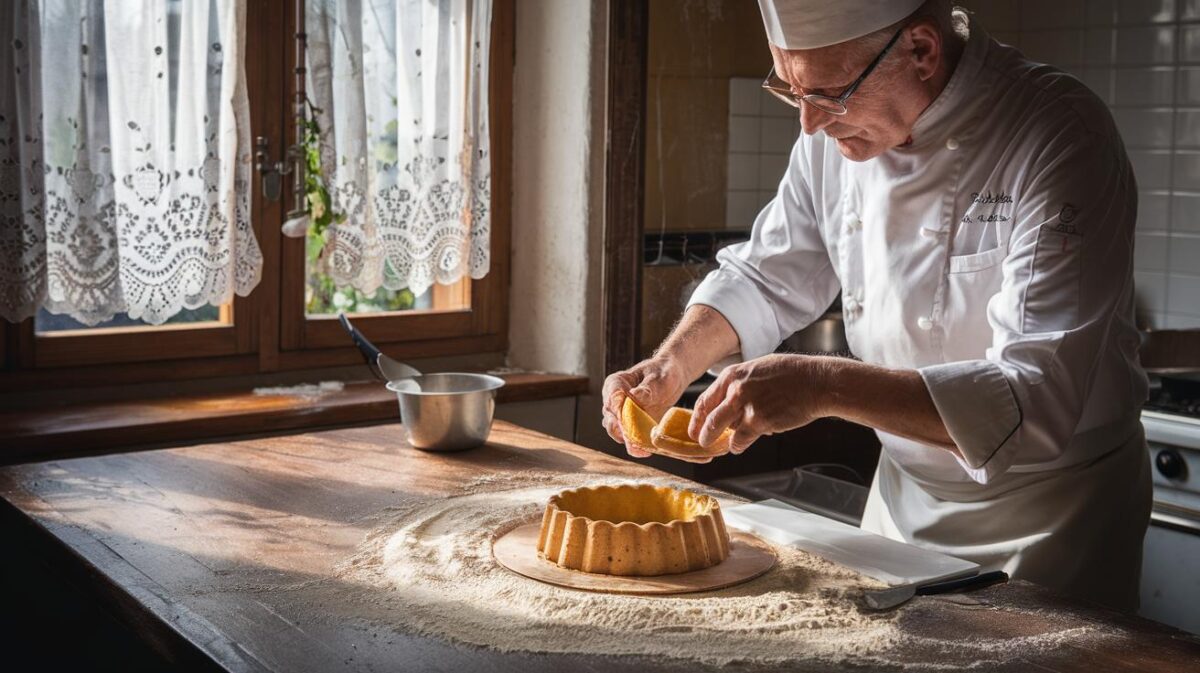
[[689, 354, 830, 454], [601, 357, 689, 459]]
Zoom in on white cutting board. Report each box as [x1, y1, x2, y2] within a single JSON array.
[[723, 499, 979, 587]]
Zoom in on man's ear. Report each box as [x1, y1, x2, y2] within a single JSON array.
[[905, 20, 942, 82]]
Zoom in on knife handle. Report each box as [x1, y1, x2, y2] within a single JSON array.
[[916, 570, 1009, 596]]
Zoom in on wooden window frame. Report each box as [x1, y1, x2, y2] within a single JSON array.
[[0, 0, 513, 392]]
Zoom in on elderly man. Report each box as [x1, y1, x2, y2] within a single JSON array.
[[603, 0, 1151, 611]]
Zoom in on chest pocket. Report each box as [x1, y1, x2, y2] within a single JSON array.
[[948, 218, 1011, 274], [942, 220, 1011, 361]]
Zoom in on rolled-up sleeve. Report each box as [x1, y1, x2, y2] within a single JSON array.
[[688, 139, 842, 369], [920, 124, 1140, 484]]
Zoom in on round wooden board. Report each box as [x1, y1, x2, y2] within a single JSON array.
[[492, 523, 777, 595]]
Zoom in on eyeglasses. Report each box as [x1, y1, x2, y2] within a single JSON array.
[[762, 26, 906, 116]]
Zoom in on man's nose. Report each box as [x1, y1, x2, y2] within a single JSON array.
[[799, 103, 834, 135]]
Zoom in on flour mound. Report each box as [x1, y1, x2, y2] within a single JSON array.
[[337, 475, 1118, 669], [338, 477, 900, 666]]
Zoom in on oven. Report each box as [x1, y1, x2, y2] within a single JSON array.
[[1138, 374, 1200, 635]]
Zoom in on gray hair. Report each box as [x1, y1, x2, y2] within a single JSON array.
[[843, 0, 962, 62]]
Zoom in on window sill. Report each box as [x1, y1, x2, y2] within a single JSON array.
[[0, 372, 588, 465]]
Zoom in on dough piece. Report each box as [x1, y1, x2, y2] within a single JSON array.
[[620, 399, 732, 460]]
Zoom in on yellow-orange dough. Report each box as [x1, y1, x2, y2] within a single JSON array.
[[621, 398, 732, 459], [535, 484, 731, 576]]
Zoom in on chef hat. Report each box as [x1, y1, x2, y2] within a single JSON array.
[[757, 0, 925, 50]]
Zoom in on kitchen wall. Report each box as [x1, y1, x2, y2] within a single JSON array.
[[506, 0, 613, 452], [508, 0, 608, 377], [644, 0, 771, 234], [962, 0, 1200, 330]]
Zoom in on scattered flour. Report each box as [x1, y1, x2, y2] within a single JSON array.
[[334, 473, 1119, 669], [252, 381, 346, 398]]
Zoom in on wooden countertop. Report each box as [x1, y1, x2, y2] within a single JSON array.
[[1, 422, 1198, 672]]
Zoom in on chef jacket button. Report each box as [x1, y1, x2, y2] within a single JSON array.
[[945, 137, 960, 151], [847, 217, 861, 232], [844, 296, 860, 313], [917, 316, 934, 331]]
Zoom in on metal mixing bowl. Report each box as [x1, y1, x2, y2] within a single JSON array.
[[386, 373, 506, 451]]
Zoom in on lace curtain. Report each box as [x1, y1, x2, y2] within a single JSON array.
[[0, 0, 260, 326], [306, 0, 492, 296]]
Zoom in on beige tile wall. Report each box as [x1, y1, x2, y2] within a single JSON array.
[[962, 0, 1200, 329]]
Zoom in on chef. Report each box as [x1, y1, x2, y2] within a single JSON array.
[[602, 0, 1152, 611]]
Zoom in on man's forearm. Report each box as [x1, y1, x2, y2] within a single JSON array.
[[654, 305, 742, 383], [817, 357, 959, 456]]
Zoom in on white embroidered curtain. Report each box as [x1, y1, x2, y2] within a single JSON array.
[[306, 0, 492, 296], [0, 0, 260, 326]]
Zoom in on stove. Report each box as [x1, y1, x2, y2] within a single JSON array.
[[1139, 374, 1200, 634]]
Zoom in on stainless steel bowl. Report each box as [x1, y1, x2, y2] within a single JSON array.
[[781, 312, 850, 355], [386, 373, 506, 451]]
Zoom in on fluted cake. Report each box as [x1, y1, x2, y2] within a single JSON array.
[[535, 484, 731, 576]]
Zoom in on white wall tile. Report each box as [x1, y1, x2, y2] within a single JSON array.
[[1136, 270, 1169, 313], [1113, 67, 1174, 105], [969, 0, 1020, 31], [1141, 192, 1171, 231], [1087, 0, 1118, 25], [1115, 0, 1177, 25], [759, 117, 797, 153], [1166, 313, 1200, 328], [1114, 26, 1175, 64], [1020, 0, 1085, 29], [1174, 151, 1200, 190], [1023, 29, 1084, 65], [1130, 150, 1173, 189], [1167, 273, 1200, 314], [1178, 67, 1200, 104], [726, 152, 759, 191], [1113, 108, 1174, 148], [1171, 193, 1200, 232], [725, 190, 761, 229], [1168, 234, 1200, 273], [1176, 110, 1200, 147], [1075, 68, 1113, 101], [729, 78, 761, 116], [1136, 231, 1170, 271], [757, 153, 789, 190], [1186, 0, 1200, 21], [1182, 25, 1200, 63], [761, 91, 796, 118], [728, 116, 760, 153], [1083, 28, 1114, 65]]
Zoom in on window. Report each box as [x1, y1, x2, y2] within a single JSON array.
[[0, 0, 513, 389]]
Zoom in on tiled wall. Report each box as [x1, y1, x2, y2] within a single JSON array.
[[965, 0, 1200, 328], [725, 78, 799, 228]]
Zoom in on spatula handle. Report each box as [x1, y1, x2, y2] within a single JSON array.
[[917, 570, 1009, 596], [338, 313, 386, 381]]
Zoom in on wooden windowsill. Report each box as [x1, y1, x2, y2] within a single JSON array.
[[0, 372, 588, 466]]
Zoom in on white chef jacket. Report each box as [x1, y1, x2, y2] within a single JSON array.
[[688, 13, 1152, 610]]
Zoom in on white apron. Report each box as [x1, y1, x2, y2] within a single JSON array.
[[688, 12, 1152, 611]]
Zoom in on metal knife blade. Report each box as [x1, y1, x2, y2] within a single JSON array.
[[863, 570, 1009, 611]]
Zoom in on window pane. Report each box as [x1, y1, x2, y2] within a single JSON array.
[[305, 278, 432, 316], [35, 305, 224, 333]]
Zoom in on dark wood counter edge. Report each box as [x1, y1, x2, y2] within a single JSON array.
[[0, 373, 589, 465], [0, 479, 258, 673]]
